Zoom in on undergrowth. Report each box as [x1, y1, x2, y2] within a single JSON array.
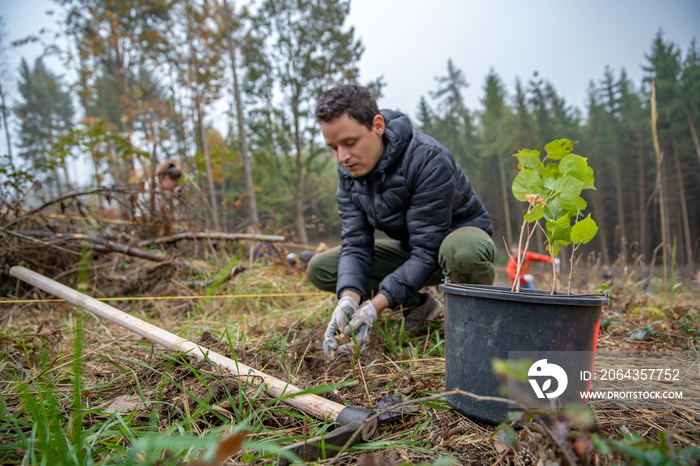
[[0, 251, 698, 465]]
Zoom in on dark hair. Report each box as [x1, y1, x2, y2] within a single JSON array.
[[156, 161, 182, 181], [315, 84, 379, 130]]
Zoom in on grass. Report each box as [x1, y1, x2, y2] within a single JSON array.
[[1, 249, 699, 465]]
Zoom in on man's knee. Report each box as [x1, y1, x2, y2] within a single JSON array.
[[306, 249, 338, 292], [439, 227, 496, 285]]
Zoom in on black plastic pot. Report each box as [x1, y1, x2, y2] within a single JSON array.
[[438, 283, 607, 424]]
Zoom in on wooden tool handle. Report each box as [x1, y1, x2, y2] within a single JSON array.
[[9, 266, 345, 422]]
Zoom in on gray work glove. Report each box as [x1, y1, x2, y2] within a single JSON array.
[[323, 296, 359, 360], [336, 300, 377, 359]]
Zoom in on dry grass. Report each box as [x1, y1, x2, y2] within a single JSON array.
[[1, 223, 700, 464]]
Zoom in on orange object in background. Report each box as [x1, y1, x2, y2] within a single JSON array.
[[507, 251, 552, 286]]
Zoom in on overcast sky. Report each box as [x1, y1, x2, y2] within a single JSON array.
[[347, 0, 700, 115], [1, 0, 699, 119]]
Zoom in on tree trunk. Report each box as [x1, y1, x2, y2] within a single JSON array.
[[196, 98, 221, 230], [109, 20, 135, 182], [52, 166, 64, 197], [672, 136, 693, 268], [612, 153, 626, 263], [62, 163, 72, 192], [224, 0, 259, 226], [0, 83, 13, 164], [496, 151, 512, 247], [590, 192, 611, 265], [187, 24, 220, 231], [651, 83, 669, 293], [51, 127, 72, 192], [293, 112, 309, 245], [685, 110, 700, 167], [75, 35, 100, 189], [637, 130, 647, 262]]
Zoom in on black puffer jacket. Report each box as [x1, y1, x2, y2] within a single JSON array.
[[336, 110, 493, 307]]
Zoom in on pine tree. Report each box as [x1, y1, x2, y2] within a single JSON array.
[[582, 81, 611, 265], [14, 58, 74, 197], [429, 59, 479, 170], [222, 0, 258, 226], [479, 69, 516, 246], [415, 96, 435, 134], [512, 77, 535, 149], [680, 38, 700, 167], [643, 31, 697, 268]]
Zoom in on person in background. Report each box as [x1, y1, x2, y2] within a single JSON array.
[[507, 243, 559, 289], [137, 160, 184, 231], [246, 225, 281, 263], [307, 84, 495, 360], [287, 242, 330, 272], [153, 160, 182, 194]]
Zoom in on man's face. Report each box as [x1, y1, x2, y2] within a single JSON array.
[[160, 175, 179, 192], [320, 113, 385, 177]]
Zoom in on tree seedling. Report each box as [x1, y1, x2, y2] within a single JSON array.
[[511, 138, 598, 294]]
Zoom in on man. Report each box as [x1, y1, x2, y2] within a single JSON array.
[[307, 84, 495, 360], [136, 160, 185, 233]]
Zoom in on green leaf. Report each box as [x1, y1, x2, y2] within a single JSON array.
[[547, 242, 563, 257], [553, 214, 571, 227], [512, 169, 542, 201], [544, 197, 565, 222], [513, 149, 542, 172], [574, 196, 587, 211], [545, 219, 571, 244], [542, 162, 562, 180], [525, 204, 545, 222], [559, 154, 588, 179], [545, 138, 574, 160], [579, 166, 596, 190], [555, 175, 584, 205], [571, 214, 598, 244], [420, 400, 451, 410]]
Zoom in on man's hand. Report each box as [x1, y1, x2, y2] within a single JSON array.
[[323, 296, 359, 360], [336, 300, 377, 358]]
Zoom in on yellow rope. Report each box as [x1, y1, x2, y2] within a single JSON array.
[[0, 291, 328, 305]]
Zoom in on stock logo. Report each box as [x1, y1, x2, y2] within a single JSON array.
[[528, 359, 568, 399]]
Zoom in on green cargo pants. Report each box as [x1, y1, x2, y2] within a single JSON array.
[[306, 226, 496, 307]]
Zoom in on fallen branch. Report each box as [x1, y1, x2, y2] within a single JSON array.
[[11, 231, 169, 263], [4, 186, 141, 230], [138, 232, 285, 247], [1, 228, 82, 257], [88, 241, 167, 262]]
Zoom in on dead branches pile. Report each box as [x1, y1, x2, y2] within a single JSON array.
[[1, 186, 283, 296]]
